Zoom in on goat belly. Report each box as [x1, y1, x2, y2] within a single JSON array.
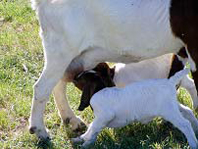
[[107, 117, 133, 128], [105, 103, 138, 128]]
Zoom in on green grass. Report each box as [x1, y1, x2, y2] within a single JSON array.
[[0, 0, 197, 148]]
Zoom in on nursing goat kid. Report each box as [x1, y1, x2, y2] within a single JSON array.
[[75, 53, 198, 111], [72, 69, 198, 148], [30, 0, 198, 139]]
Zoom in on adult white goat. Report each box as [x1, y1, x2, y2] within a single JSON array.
[[30, 0, 198, 139]]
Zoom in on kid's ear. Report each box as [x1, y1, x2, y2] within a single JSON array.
[[78, 83, 96, 111]]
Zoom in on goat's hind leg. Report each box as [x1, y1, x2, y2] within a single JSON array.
[[179, 104, 198, 134], [162, 103, 198, 148], [53, 78, 86, 131]]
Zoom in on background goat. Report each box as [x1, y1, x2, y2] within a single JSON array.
[[30, 0, 198, 139], [74, 53, 198, 111]]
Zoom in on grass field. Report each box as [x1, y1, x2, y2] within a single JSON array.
[[0, 0, 197, 148]]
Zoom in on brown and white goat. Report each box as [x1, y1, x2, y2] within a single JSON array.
[[30, 0, 198, 139], [74, 54, 198, 111]]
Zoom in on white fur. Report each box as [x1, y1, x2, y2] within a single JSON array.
[[30, 0, 193, 139], [113, 54, 198, 109], [72, 69, 198, 148]]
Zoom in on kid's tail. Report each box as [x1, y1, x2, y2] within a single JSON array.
[[169, 68, 190, 86]]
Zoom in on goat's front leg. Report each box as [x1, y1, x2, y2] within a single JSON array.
[[72, 119, 105, 148], [72, 111, 115, 148], [29, 53, 73, 139], [53, 78, 86, 131]]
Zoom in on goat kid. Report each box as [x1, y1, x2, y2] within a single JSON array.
[[30, 0, 198, 139], [72, 69, 198, 148], [74, 68, 198, 136]]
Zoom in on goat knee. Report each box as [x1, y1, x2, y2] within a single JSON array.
[[29, 82, 51, 139], [33, 83, 50, 102]]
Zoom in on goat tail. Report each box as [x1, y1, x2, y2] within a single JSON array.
[[168, 68, 190, 86]]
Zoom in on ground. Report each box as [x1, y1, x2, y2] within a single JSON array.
[[0, 0, 197, 148]]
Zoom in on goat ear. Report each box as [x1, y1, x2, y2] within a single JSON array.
[[78, 83, 96, 111]]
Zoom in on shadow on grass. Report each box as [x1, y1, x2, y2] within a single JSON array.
[[70, 119, 189, 149], [70, 131, 118, 149], [34, 119, 189, 149], [111, 120, 187, 149], [35, 139, 54, 149]]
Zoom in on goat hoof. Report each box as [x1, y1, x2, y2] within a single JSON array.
[[73, 122, 87, 133], [29, 126, 50, 139], [39, 136, 51, 141], [63, 118, 71, 125], [29, 126, 37, 134]]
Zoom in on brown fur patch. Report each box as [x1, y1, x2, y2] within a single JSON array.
[[177, 47, 188, 59], [168, 55, 184, 78], [170, 0, 198, 93]]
